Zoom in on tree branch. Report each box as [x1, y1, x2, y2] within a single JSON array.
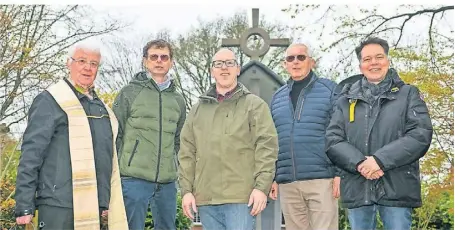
[[366, 6, 453, 39]]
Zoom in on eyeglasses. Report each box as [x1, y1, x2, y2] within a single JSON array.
[[147, 54, 170, 62], [212, 59, 237, 68], [70, 57, 99, 69], [285, 55, 307, 62]]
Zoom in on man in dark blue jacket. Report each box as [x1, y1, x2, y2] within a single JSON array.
[[326, 37, 433, 230], [269, 43, 340, 230]]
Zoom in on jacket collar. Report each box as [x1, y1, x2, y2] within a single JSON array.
[[131, 71, 176, 92], [199, 82, 251, 103], [343, 68, 405, 100], [63, 78, 98, 100], [286, 70, 318, 89]]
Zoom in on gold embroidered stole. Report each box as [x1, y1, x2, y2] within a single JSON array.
[[46, 79, 127, 230]]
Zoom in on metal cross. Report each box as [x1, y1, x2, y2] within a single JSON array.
[[222, 8, 290, 61]]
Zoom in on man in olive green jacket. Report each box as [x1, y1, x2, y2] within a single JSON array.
[[113, 39, 186, 230], [178, 48, 279, 230]]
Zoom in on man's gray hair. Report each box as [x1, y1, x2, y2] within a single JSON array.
[[285, 42, 315, 59], [67, 38, 103, 62]]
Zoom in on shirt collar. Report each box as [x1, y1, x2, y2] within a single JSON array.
[[146, 71, 171, 82], [216, 84, 239, 102]]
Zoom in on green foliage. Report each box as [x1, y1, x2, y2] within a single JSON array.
[[98, 91, 118, 109], [0, 179, 16, 230], [338, 206, 349, 230], [414, 191, 454, 229], [1, 141, 21, 181], [0, 138, 21, 229]]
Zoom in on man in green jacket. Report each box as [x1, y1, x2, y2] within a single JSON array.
[[178, 48, 279, 230], [113, 39, 186, 230]]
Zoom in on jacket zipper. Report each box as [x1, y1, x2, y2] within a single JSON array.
[[365, 104, 371, 204], [289, 79, 313, 180], [366, 94, 392, 203], [155, 92, 163, 182], [289, 87, 304, 181], [297, 98, 304, 121], [349, 94, 384, 204], [290, 122, 297, 181], [128, 140, 139, 166], [290, 97, 304, 181], [287, 94, 297, 181]]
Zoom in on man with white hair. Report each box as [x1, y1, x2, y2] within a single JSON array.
[[269, 43, 340, 230], [14, 39, 128, 230]]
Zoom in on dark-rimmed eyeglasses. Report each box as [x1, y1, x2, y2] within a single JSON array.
[[285, 55, 307, 62], [212, 59, 237, 68], [70, 57, 99, 69], [147, 54, 170, 62]]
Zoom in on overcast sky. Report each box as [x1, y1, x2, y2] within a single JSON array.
[[4, 2, 453, 135], [91, 4, 453, 77]]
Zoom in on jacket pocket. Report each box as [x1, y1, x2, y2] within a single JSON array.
[[412, 105, 429, 115], [383, 165, 420, 202], [194, 157, 206, 190], [403, 165, 421, 202], [128, 140, 139, 166], [340, 172, 364, 204], [52, 143, 72, 191]]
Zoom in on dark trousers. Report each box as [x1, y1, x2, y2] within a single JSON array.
[[37, 205, 107, 230]]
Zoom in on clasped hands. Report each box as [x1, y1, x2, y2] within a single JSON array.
[[357, 156, 384, 180]]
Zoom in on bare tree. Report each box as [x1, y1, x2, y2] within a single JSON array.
[[100, 11, 293, 111], [282, 5, 453, 79], [0, 5, 124, 129], [96, 29, 174, 93], [96, 38, 142, 92]]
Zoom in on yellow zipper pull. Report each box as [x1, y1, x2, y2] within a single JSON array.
[[349, 99, 357, 122]]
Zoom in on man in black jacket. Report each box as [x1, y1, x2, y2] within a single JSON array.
[[326, 37, 433, 230], [14, 40, 127, 229]]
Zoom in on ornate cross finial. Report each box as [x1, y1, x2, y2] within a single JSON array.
[[221, 8, 290, 61]]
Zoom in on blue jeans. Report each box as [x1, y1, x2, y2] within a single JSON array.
[[121, 177, 177, 230], [348, 205, 412, 230], [198, 204, 256, 230]]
